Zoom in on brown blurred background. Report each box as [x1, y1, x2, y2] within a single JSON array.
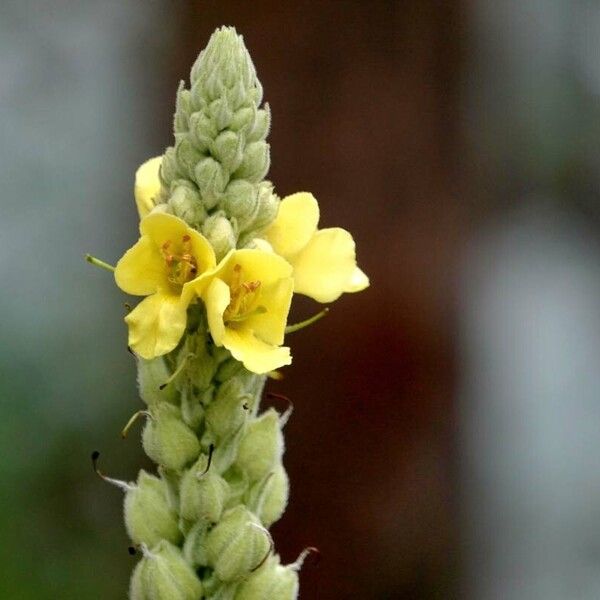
[[4, 1, 600, 598]]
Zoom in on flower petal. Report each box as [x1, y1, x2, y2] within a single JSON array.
[[292, 227, 362, 303], [344, 267, 370, 293], [222, 328, 292, 374], [216, 249, 293, 288], [263, 192, 319, 258], [135, 157, 162, 219], [114, 235, 169, 296], [204, 277, 231, 347], [245, 277, 294, 346], [125, 292, 189, 359]]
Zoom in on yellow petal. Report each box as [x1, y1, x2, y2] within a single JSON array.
[[245, 277, 294, 346], [216, 249, 293, 287], [125, 292, 188, 359], [222, 328, 292, 374], [263, 192, 319, 258], [204, 278, 230, 347], [292, 227, 360, 303], [114, 235, 169, 296], [135, 157, 162, 219], [344, 267, 370, 293]]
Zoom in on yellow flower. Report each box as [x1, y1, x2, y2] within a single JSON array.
[[191, 249, 294, 374], [115, 213, 216, 359], [262, 192, 369, 303], [134, 157, 163, 218]]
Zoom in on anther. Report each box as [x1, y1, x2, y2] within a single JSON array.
[[85, 254, 115, 272], [121, 410, 152, 438], [91, 450, 134, 492], [249, 523, 274, 572], [159, 353, 195, 390], [285, 308, 329, 335], [290, 546, 321, 571], [196, 444, 215, 480], [266, 392, 294, 427]]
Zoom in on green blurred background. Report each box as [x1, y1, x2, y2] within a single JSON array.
[[3, 1, 600, 599]]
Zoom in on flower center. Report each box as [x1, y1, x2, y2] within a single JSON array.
[[224, 264, 266, 325], [161, 235, 198, 286]]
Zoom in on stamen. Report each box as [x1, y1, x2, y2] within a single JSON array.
[[159, 353, 195, 390], [285, 308, 329, 334], [85, 254, 115, 272], [225, 305, 267, 323], [290, 547, 321, 571], [121, 410, 152, 438], [91, 451, 134, 492], [266, 392, 294, 427], [248, 523, 274, 572], [196, 444, 215, 480]]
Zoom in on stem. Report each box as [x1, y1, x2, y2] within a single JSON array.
[[85, 254, 115, 272]]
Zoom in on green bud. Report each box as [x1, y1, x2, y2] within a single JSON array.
[[194, 156, 229, 209], [174, 82, 192, 135], [182, 520, 209, 567], [137, 357, 177, 406], [230, 106, 256, 133], [246, 106, 271, 143], [206, 506, 271, 582], [213, 130, 245, 173], [236, 409, 283, 482], [129, 541, 202, 600], [216, 356, 246, 383], [202, 574, 239, 600], [209, 97, 234, 132], [124, 470, 181, 548], [142, 403, 200, 471], [202, 213, 237, 260], [158, 467, 181, 511], [168, 185, 207, 226], [234, 141, 270, 183], [238, 183, 278, 242], [205, 379, 250, 440], [175, 136, 204, 181], [234, 555, 298, 600], [188, 110, 216, 153], [179, 453, 229, 523], [160, 147, 182, 188], [223, 466, 250, 509], [180, 386, 205, 430], [246, 464, 289, 528]]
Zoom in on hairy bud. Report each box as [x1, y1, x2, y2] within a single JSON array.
[[246, 464, 289, 527], [234, 555, 298, 600], [137, 357, 177, 406]]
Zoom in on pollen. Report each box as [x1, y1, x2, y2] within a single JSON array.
[[161, 235, 199, 286]]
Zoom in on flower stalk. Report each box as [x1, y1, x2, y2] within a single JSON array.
[[91, 26, 368, 599]]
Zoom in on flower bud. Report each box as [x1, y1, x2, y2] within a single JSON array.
[[189, 111, 216, 153], [137, 356, 177, 406], [246, 105, 271, 143], [135, 157, 163, 219], [174, 83, 192, 134], [209, 97, 233, 131], [234, 141, 270, 183], [142, 403, 200, 471], [182, 520, 210, 567], [160, 147, 182, 188], [223, 466, 250, 509], [242, 183, 278, 235], [206, 506, 271, 582], [213, 130, 244, 173], [202, 213, 237, 260], [205, 379, 249, 440], [235, 409, 283, 482], [179, 453, 229, 523], [230, 106, 256, 133], [129, 541, 203, 600], [246, 464, 289, 527], [175, 136, 204, 181], [221, 180, 258, 229], [124, 470, 181, 548], [168, 185, 207, 226], [194, 156, 229, 209], [234, 555, 298, 600]]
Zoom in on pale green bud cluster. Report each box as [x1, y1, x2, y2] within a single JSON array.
[[156, 26, 279, 258], [111, 27, 308, 599]]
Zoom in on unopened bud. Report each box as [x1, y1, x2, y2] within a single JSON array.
[[124, 470, 181, 548], [159, 147, 182, 188], [202, 213, 236, 260], [206, 506, 271, 582], [243, 183, 278, 235], [246, 105, 271, 143], [234, 555, 298, 600], [213, 130, 244, 173], [180, 453, 229, 523], [234, 141, 270, 183], [235, 409, 283, 482], [137, 356, 177, 406], [246, 465, 289, 528], [142, 403, 200, 471], [194, 157, 229, 209], [168, 185, 207, 226], [188, 111, 217, 153], [175, 136, 204, 181], [129, 541, 203, 600], [209, 97, 233, 131], [205, 379, 249, 440], [182, 520, 210, 567]]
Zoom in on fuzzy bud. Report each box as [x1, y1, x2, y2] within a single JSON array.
[[188, 111, 216, 153], [234, 555, 298, 600], [182, 520, 210, 567], [175, 136, 204, 182], [246, 465, 289, 528], [213, 130, 245, 173], [206, 506, 271, 582], [159, 147, 182, 188], [142, 403, 200, 471], [234, 141, 270, 183], [205, 379, 249, 441], [137, 357, 177, 406], [202, 213, 237, 260], [168, 185, 207, 226], [130, 541, 203, 600], [194, 156, 229, 209], [246, 105, 271, 143], [179, 454, 229, 523], [235, 409, 283, 482], [124, 470, 181, 548]]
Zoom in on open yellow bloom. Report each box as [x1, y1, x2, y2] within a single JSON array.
[[191, 249, 294, 374], [262, 192, 369, 303], [115, 213, 216, 359], [134, 157, 163, 218]]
